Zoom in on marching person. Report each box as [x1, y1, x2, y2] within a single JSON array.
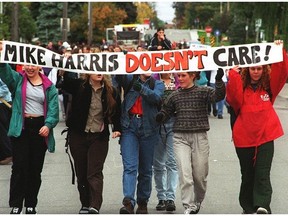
[[113, 73, 164, 214], [226, 40, 288, 214], [156, 70, 226, 214], [61, 72, 121, 214], [0, 42, 59, 214]]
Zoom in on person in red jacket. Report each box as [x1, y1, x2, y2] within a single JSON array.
[[226, 40, 288, 214]]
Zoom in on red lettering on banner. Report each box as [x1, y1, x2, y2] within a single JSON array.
[[126, 50, 208, 73]]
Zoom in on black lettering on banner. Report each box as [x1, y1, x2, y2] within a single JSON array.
[[51, 53, 64, 68], [77, 55, 89, 71], [108, 54, 118, 71], [37, 49, 46, 65], [213, 48, 226, 67], [4, 44, 17, 62], [238, 46, 252, 65], [251, 45, 260, 63], [25, 47, 37, 64], [227, 48, 239, 66], [19, 46, 24, 62], [65, 56, 76, 70], [90, 54, 102, 71]]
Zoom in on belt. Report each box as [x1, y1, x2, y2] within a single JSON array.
[[129, 113, 143, 118]]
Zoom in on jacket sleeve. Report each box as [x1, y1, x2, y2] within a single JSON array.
[[139, 80, 164, 106], [45, 85, 60, 129], [226, 69, 244, 115], [0, 63, 22, 94], [270, 48, 288, 104]]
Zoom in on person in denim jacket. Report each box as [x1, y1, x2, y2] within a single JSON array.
[[113, 74, 164, 214]]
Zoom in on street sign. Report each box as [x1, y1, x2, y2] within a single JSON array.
[[205, 26, 212, 33]]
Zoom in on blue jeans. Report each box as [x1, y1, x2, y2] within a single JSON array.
[[120, 116, 159, 207], [153, 117, 178, 201]]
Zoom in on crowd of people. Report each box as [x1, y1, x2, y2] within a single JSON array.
[[0, 28, 287, 215]]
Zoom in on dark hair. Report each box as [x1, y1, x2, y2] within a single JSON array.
[[157, 27, 165, 32]]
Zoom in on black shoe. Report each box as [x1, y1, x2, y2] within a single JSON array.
[[88, 207, 99, 214], [156, 200, 166, 211], [10, 207, 22, 214], [166, 200, 176, 211], [213, 109, 218, 117], [26, 207, 37, 214], [217, 115, 223, 119]]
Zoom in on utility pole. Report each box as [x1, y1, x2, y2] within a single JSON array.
[[62, 2, 68, 42], [87, 2, 93, 46], [11, 2, 19, 42], [0, 2, 3, 39]]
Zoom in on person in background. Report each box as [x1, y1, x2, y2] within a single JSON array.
[[61, 73, 121, 214], [0, 52, 59, 213], [152, 73, 179, 212], [0, 78, 12, 165], [156, 70, 226, 214], [148, 27, 172, 51], [226, 40, 288, 214], [113, 73, 164, 214]]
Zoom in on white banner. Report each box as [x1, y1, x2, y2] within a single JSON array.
[[0, 41, 283, 74]]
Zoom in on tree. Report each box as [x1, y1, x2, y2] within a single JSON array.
[[135, 2, 156, 24], [36, 2, 63, 44]]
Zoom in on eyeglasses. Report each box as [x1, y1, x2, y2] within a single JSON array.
[[250, 67, 263, 71]]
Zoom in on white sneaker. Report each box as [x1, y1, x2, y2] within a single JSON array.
[[184, 203, 201, 214], [256, 207, 268, 214], [10, 207, 22, 214], [79, 206, 89, 214]]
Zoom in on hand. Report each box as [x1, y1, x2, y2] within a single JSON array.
[[215, 68, 224, 81], [112, 131, 121, 138], [156, 112, 165, 123], [39, 126, 50, 137], [274, 40, 283, 46], [133, 81, 142, 91]]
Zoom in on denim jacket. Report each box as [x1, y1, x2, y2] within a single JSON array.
[[113, 75, 164, 137]]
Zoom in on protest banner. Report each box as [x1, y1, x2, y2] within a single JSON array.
[[0, 40, 283, 74]]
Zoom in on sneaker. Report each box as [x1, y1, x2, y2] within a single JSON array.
[[166, 200, 176, 212], [256, 207, 268, 214], [217, 115, 223, 119], [10, 207, 22, 214], [119, 197, 134, 214], [88, 207, 99, 214], [184, 203, 201, 214], [156, 200, 166, 211], [26, 207, 37, 214], [79, 206, 89, 214]]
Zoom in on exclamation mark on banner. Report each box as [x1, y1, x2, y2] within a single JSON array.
[[264, 45, 271, 61]]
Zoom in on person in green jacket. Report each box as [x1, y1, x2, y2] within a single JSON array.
[[0, 62, 59, 214]]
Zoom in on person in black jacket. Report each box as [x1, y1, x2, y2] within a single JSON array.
[[62, 73, 121, 214], [148, 27, 172, 51]]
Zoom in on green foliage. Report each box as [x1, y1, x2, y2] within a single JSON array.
[[36, 2, 63, 44]]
